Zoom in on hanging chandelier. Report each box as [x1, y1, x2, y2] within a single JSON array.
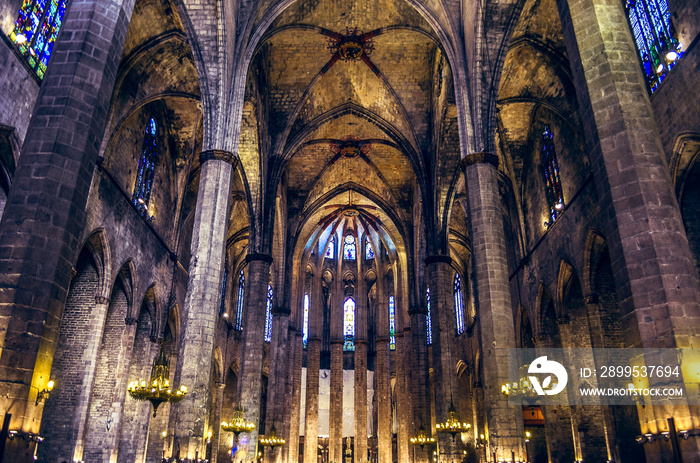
[[409, 424, 436, 449], [127, 344, 188, 417], [259, 425, 286, 448], [221, 406, 256, 436], [435, 398, 472, 440]]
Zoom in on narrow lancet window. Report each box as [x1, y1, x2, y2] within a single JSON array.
[[454, 274, 465, 335], [344, 297, 355, 351], [325, 235, 336, 259], [303, 294, 310, 349], [264, 284, 273, 342], [132, 118, 158, 216], [343, 235, 356, 260], [426, 287, 433, 345], [542, 125, 565, 222], [366, 237, 375, 259], [235, 270, 245, 330], [389, 295, 396, 350]]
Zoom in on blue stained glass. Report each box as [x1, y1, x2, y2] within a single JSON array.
[[389, 295, 396, 350], [325, 235, 336, 259], [454, 274, 465, 335], [624, 0, 683, 92], [303, 294, 310, 349], [542, 126, 565, 222], [235, 270, 245, 330], [343, 235, 356, 260], [264, 284, 273, 342], [426, 287, 433, 345], [11, 0, 68, 79], [365, 237, 375, 259], [344, 297, 355, 351], [132, 118, 158, 217]]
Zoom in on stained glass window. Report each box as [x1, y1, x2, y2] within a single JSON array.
[[344, 297, 355, 351], [343, 235, 356, 260], [10, 0, 69, 79], [426, 287, 433, 345], [264, 284, 273, 342], [541, 125, 565, 222], [303, 294, 310, 349], [454, 274, 465, 335], [235, 270, 245, 330], [132, 118, 158, 216], [624, 0, 683, 93], [325, 235, 336, 259], [389, 295, 396, 350], [219, 255, 228, 315], [366, 237, 375, 260]]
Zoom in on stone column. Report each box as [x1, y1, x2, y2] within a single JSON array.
[[286, 331, 303, 463], [0, 0, 136, 459], [462, 154, 523, 461], [209, 382, 225, 463], [38, 295, 110, 461], [425, 256, 458, 461], [354, 341, 369, 462], [376, 338, 392, 463], [174, 151, 237, 458], [329, 340, 344, 462], [304, 338, 322, 463], [408, 309, 431, 463], [235, 254, 274, 462], [395, 332, 412, 463], [265, 307, 290, 463]]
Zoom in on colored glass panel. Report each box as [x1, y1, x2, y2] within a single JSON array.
[[132, 118, 158, 216], [11, 0, 68, 79], [426, 287, 433, 345], [344, 297, 355, 351], [303, 294, 310, 349], [624, 0, 682, 93], [235, 270, 245, 330], [541, 125, 565, 222], [366, 237, 375, 259], [454, 274, 465, 335], [325, 235, 336, 259], [389, 295, 396, 350], [264, 284, 273, 342], [343, 235, 356, 260]]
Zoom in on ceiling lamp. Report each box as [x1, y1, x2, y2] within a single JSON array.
[[127, 344, 187, 417], [259, 425, 286, 448], [410, 424, 436, 449], [435, 398, 472, 440], [221, 406, 256, 436]]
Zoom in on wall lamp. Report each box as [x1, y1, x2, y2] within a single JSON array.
[[36, 380, 54, 405]]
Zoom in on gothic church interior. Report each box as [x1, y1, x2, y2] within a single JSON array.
[[0, 0, 698, 461]]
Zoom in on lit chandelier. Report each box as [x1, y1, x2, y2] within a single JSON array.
[[221, 406, 256, 436], [435, 398, 472, 440], [127, 344, 188, 417], [410, 424, 436, 449], [259, 425, 286, 448], [500, 365, 538, 399]]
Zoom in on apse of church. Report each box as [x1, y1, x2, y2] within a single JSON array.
[[0, 0, 699, 461]]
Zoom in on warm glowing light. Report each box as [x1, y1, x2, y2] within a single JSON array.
[[47, 380, 54, 391]]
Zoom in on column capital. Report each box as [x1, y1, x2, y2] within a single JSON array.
[[330, 339, 345, 345], [245, 253, 273, 264], [273, 306, 291, 315], [376, 337, 391, 344], [95, 295, 110, 305], [124, 317, 137, 325], [199, 149, 239, 167], [459, 152, 499, 169], [424, 255, 452, 265], [355, 339, 369, 346], [584, 294, 599, 304], [308, 336, 322, 344], [408, 306, 427, 315]]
